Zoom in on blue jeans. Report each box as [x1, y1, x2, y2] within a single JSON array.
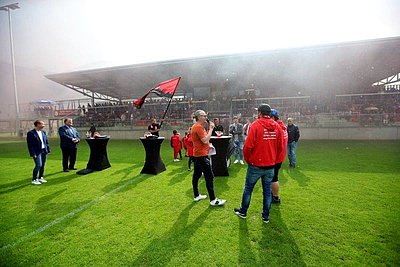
[[33, 151, 47, 180], [233, 140, 243, 160], [240, 165, 274, 220], [287, 141, 297, 167]]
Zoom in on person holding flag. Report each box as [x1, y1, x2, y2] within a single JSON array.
[[148, 118, 161, 137], [134, 77, 181, 135]]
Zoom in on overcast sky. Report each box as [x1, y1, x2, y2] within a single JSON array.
[[1, 0, 400, 74]]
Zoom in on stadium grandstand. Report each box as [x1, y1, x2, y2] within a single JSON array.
[[4, 37, 400, 139]]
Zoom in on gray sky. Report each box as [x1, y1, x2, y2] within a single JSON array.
[[0, 0, 399, 119], [1, 0, 400, 73]]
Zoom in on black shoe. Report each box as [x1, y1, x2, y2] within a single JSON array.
[[69, 168, 77, 170], [263, 217, 270, 224], [233, 208, 247, 219], [63, 169, 69, 172], [272, 196, 281, 204]]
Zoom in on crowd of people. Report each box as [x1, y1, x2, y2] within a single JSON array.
[[50, 92, 400, 129]]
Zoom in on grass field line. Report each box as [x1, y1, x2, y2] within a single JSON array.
[[1, 174, 145, 251]]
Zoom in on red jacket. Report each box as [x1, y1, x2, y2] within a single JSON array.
[[276, 120, 288, 164], [170, 134, 181, 150], [243, 116, 284, 167], [186, 135, 194, 156]]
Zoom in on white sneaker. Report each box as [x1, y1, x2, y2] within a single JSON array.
[[234, 160, 239, 164], [240, 160, 244, 165], [31, 179, 41, 185], [174, 159, 180, 162], [38, 177, 47, 183], [194, 194, 207, 202], [210, 198, 226, 206]]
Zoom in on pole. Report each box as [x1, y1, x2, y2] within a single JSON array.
[[9, 8, 20, 134], [1, 3, 20, 134], [159, 78, 181, 129]]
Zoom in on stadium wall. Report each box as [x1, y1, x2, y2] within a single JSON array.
[[77, 127, 400, 140]]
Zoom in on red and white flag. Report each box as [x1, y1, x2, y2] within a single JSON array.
[[133, 77, 181, 109]]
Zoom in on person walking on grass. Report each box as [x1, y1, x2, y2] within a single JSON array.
[[234, 104, 284, 223], [170, 130, 182, 162], [191, 110, 226, 206], [27, 120, 50, 185], [270, 109, 288, 204]]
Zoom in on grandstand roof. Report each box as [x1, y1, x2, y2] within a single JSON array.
[[45, 37, 400, 101]]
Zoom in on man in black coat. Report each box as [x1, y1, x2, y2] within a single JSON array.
[[58, 118, 80, 172]]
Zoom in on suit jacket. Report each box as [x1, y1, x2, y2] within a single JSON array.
[[58, 125, 80, 148], [27, 129, 50, 157]]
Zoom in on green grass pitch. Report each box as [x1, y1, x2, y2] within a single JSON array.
[[1, 138, 399, 266]]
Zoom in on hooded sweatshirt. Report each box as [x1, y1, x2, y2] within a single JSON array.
[[276, 120, 288, 164], [243, 116, 284, 167]]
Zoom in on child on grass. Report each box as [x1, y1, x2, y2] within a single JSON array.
[[170, 130, 182, 162], [182, 131, 189, 157], [186, 128, 194, 171]]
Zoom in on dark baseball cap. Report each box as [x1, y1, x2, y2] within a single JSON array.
[[256, 104, 271, 115]]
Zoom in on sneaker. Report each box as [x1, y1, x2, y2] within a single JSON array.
[[210, 198, 226, 206], [38, 177, 47, 183], [240, 160, 244, 165], [263, 218, 270, 224], [234, 160, 239, 164], [193, 194, 207, 202], [233, 208, 246, 219], [188, 168, 191, 172], [174, 159, 180, 162], [272, 196, 281, 204], [63, 169, 69, 172], [31, 179, 41, 185]]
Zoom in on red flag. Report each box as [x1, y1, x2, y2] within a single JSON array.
[[134, 77, 181, 109]]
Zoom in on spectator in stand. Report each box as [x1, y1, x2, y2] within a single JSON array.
[[170, 130, 182, 162], [58, 118, 80, 172], [270, 109, 288, 204], [287, 118, 300, 168], [191, 110, 226, 206], [234, 104, 284, 223], [229, 115, 244, 164], [27, 120, 50, 185], [148, 118, 161, 137], [211, 118, 224, 136]]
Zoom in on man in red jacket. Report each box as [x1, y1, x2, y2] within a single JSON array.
[[234, 104, 284, 223]]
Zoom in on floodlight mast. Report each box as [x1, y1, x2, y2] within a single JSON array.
[[0, 3, 20, 135]]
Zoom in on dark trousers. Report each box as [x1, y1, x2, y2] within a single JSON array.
[[61, 147, 77, 170], [192, 156, 216, 201], [272, 162, 282, 182], [188, 156, 194, 170]]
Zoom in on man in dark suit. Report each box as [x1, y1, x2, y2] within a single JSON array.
[[58, 118, 80, 172], [27, 120, 51, 185]]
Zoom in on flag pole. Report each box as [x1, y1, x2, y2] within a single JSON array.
[[159, 77, 181, 129]]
